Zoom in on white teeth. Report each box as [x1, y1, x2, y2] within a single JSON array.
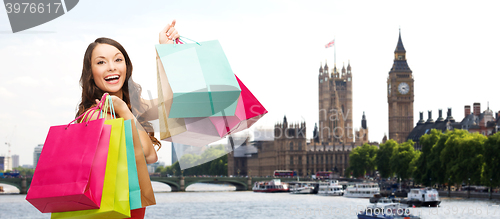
[[105, 75, 119, 80]]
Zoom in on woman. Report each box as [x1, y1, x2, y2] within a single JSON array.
[[75, 21, 180, 218], [76, 20, 180, 164]]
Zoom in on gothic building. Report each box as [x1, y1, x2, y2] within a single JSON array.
[[388, 30, 414, 143], [318, 62, 353, 143]]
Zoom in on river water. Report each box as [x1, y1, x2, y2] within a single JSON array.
[[1, 183, 500, 219]]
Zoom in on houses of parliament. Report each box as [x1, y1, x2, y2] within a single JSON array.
[[228, 31, 414, 177]]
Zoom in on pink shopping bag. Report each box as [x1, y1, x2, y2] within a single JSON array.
[[209, 75, 268, 137], [27, 97, 111, 213]]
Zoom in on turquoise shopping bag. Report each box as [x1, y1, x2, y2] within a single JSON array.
[[155, 39, 241, 118], [124, 119, 142, 210]]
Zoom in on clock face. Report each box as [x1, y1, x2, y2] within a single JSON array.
[[388, 83, 391, 95], [398, 82, 410, 94]]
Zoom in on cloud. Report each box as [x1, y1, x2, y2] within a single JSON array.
[[6, 76, 40, 87], [21, 110, 46, 119], [0, 87, 16, 98], [49, 97, 78, 108]]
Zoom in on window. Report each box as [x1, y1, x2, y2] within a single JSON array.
[[298, 156, 302, 165], [298, 142, 302, 151], [290, 142, 293, 151], [290, 156, 294, 165]]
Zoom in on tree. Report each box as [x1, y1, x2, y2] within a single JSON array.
[[440, 129, 485, 186], [483, 132, 500, 188], [413, 129, 442, 186], [348, 143, 378, 178], [12, 166, 34, 176], [390, 140, 417, 183], [376, 139, 397, 178]]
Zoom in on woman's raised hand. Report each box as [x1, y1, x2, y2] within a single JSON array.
[[159, 20, 180, 44]]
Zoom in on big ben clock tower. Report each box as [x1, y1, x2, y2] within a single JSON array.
[[387, 30, 414, 143]]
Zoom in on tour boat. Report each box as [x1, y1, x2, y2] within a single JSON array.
[[405, 188, 441, 207], [344, 182, 380, 198], [252, 179, 289, 193], [317, 180, 344, 196], [289, 181, 318, 194]]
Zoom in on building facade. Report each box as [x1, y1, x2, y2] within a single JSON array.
[[33, 144, 43, 169], [11, 155, 19, 169], [318, 62, 353, 143], [407, 103, 500, 150], [388, 30, 414, 143]]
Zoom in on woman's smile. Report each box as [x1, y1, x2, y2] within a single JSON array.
[[91, 43, 127, 96]]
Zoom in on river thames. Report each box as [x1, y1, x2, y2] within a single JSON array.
[[1, 183, 500, 219]]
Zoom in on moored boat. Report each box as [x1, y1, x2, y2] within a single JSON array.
[[289, 181, 318, 194], [317, 180, 344, 196], [405, 187, 441, 207], [252, 179, 289, 193], [344, 182, 380, 198]]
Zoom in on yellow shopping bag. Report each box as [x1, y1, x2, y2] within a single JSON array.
[[52, 97, 130, 218]]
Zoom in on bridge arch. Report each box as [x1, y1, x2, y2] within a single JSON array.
[[184, 179, 247, 191], [150, 180, 181, 192], [0, 182, 21, 192]]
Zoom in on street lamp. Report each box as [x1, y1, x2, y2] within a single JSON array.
[[448, 177, 451, 197], [490, 178, 493, 200], [237, 169, 240, 177], [468, 178, 471, 199]]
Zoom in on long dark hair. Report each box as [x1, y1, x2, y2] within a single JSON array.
[[76, 37, 161, 150]]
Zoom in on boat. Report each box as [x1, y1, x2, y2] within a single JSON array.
[[252, 179, 289, 193], [344, 182, 380, 198], [289, 181, 318, 194], [369, 194, 405, 204], [317, 180, 344, 196], [357, 202, 421, 219], [405, 188, 441, 207]]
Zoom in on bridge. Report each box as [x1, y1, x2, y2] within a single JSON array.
[[0, 177, 31, 194], [0, 176, 361, 193]]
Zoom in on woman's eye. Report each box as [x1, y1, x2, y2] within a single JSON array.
[[97, 61, 104, 65], [116, 58, 123, 62]]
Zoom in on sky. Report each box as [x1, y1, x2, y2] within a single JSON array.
[[0, 0, 499, 166]]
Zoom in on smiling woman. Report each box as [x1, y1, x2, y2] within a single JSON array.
[[73, 20, 180, 219]]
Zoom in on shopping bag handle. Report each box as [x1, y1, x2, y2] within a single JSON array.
[[100, 95, 117, 119], [67, 93, 109, 128], [176, 36, 201, 46]]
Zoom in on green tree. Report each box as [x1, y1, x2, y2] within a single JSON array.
[[413, 129, 442, 186], [441, 129, 485, 186], [12, 167, 35, 176], [483, 132, 500, 188], [348, 143, 378, 178], [390, 140, 417, 183], [428, 130, 451, 186], [376, 139, 397, 178]]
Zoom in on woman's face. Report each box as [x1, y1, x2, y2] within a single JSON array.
[[91, 44, 126, 97]]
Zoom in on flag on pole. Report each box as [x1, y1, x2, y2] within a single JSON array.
[[325, 39, 334, 48]]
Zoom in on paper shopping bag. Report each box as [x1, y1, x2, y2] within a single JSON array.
[[210, 75, 268, 137], [130, 119, 156, 207], [52, 117, 131, 218], [124, 120, 142, 210], [26, 112, 111, 213], [157, 59, 224, 146], [155, 39, 241, 118]]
